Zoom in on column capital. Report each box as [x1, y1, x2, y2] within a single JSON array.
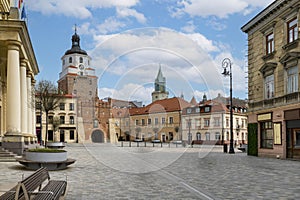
[[20, 59, 29, 68], [6, 40, 22, 51]]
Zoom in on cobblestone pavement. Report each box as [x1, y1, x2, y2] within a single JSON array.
[[0, 143, 300, 199]]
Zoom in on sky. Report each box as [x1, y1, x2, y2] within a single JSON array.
[[20, 0, 274, 105]]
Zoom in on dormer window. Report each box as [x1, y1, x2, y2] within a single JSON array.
[[204, 106, 210, 112]]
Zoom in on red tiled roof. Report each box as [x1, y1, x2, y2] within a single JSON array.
[[129, 97, 191, 116]]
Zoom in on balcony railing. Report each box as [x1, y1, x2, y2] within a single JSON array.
[[249, 92, 300, 111]]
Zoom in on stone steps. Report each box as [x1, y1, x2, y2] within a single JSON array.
[[0, 147, 18, 162]]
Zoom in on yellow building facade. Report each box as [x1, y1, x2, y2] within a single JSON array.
[[242, 0, 300, 159]]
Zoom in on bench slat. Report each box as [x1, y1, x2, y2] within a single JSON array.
[[0, 167, 67, 200]]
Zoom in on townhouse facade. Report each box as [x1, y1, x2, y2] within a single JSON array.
[[36, 95, 78, 144], [242, 0, 300, 159], [182, 97, 248, 145], [129, 97, 191, 142]]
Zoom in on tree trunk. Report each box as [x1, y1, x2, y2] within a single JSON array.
[[45, 111, 49, 147]]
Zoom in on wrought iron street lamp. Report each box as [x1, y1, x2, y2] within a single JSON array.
[[222, 58, 235, 154]]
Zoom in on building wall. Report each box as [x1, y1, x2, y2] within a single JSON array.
[[242, 0, 300, 159], [36, 96, 78, 144], [130, 111, 181, 142]]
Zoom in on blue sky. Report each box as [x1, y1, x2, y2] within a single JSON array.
[[21, 0, 274, 105]]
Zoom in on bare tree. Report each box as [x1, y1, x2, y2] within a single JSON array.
[[35, 80, 64, 147]]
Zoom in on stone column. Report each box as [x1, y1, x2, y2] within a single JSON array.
[[27, 75, 33, 134], [20, 59, 28, 134], [32, 80, 37, 138], [6, 41, 21, 134]]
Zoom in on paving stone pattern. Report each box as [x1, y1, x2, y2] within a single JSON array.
[[0, 143, 299, 199]]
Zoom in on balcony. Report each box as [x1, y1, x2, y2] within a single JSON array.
[[249, 92, 300, 111]]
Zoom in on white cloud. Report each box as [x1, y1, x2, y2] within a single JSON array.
[[116, 7, 147, 23], [173, 0, 274, 18], [181, 20, 196, 33], [27, 0, 141, 19], [88, 27, 248, 103], [96, 17, 127, 34], [98, 83, 153, 104]]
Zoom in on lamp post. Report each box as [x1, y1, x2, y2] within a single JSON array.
[[221, 58, 235, 154]]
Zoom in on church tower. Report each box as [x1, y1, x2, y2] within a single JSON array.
[[152, 65, 169, 102], [58, 28, 99, 143]]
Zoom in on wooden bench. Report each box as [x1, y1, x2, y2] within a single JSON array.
[[0, 167, 67, 200]]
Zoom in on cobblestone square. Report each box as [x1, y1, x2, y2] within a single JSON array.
[[1, 143, 300, 199]]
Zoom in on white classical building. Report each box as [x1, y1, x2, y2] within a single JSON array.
[[182, 97, 248, 146], [0, 1, 39, 154]]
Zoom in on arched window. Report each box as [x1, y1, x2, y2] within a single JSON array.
[[79, 57, 83, 63], [69, 57, 72, 63], [196, 132, 201, 140]]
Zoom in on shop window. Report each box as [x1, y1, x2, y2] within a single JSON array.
[[196, 132, 201, 140], [215, 132, 221, 140], [205, 132, 210, 141], [261, 121, 273, 149]]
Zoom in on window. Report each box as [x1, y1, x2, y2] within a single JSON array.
[[195, 108, 200, 113], [69, 103, 74, 111], [59, 103, 65, 110], [226, 118, 229, 127], [60, 116, 65, 124], [70, 130, 75, 140], [266, 32, 274, 54], [94, 120, 98, 128], [162, 117, 166, 124], [169, 117, 174, 124], [215, 132, 221, 140], [69, 57, 72, 63], [142, 119, 145, 126], [287, 17, 298, 43], [79, 57, 83, 63], [155, 118, 158, 125], [148, 118, 151, 125], [70, 116, 74, 124], [63, 59, 65, 65], [261, 121, 273, 148], [204, 119, 210, 127], [205, 132, 210, 141], [196, 132, 201, 140], [36, 115, 41, 123], [214, 118, 220, 127], [264, 74, 274, 99], [135, 120, 139, 125], [287, 66, 298, 93], [187, 108, 192, 113], [48, 116, 53, 124], [204, 107, 210, 112], [89, 79, 92, 85]]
